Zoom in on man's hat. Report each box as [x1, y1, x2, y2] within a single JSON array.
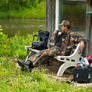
[[59, 20, 70, 26]]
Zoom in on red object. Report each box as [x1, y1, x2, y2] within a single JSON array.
[[76, 64, 79, 68], [86, 56, 92, 62]]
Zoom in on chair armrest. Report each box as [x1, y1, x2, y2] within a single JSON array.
[[49, 42, 55, 46], [55, 43, 81, 63], [48, 42, 55, 48], [29, 48, 40, 53], [25, 46, 32, 51], [25, 46, 40, 53]]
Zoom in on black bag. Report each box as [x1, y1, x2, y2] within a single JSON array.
[[73, 66, 92, 83], [32, 30, 49, 50]]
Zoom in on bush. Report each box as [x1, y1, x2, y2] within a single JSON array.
[[0, 31, 33, 59], [0, 0, 46, 19]]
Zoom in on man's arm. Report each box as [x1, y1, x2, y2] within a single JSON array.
[[70, 32, 86, 54], [80, 40, 85, 52], [53, 30, 59, 36]]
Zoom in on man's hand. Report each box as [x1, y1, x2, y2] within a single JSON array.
[[80, 41, 85, 51], [53, 30, 58, 35]]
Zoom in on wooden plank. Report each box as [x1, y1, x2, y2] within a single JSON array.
[[88, 0, 92, 55], [51, 0, 55, 33], [46, 0, 56, 47], [86, 0, 90, 55], [45, 0, 49, 31], [46, 0, 52, 33], [45, 0, 48, 31], [48, 0, 52, 33], [86, 0, 92, 55], [89, 15, 92, 55], [46, 0, 55, 34]]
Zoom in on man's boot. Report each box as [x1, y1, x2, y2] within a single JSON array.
[[17, 60, 33, 71]]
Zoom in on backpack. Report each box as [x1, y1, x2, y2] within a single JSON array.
[[73, 66, 92, 83], [73, 56, 92, 83], [32, 30, 49, 50]]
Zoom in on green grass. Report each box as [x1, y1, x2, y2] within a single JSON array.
[[0, 29, 92, 92], [0, 31, 92, 92], [0, 57, 92, 92], [0, 2, 45, 19]]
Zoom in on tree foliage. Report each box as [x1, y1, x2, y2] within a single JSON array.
[[0, 0, 45, 10]]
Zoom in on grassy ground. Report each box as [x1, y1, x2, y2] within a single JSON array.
[[0, 29, 92, 92], [0, 57, 92, 92]]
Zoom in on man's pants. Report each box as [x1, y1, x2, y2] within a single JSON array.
[[27, 46, 61, 66]]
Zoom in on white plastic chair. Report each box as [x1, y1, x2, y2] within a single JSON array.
[[25, 43, 81, 76], [55, 43, 81, 76]]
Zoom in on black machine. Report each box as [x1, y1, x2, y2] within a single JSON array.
[[32, 30, 49, 50]]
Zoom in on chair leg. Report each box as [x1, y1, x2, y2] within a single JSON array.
[[57, 62, 77, 76]]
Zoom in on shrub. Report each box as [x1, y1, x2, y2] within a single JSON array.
[[0, 31, 33, 59]]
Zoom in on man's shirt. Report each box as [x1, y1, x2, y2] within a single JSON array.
[[55, 30, 85, 56]]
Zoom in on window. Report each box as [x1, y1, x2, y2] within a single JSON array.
[[62, 1, 86, 37]]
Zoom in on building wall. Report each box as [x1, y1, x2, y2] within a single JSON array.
[[46, 0, 92, 55], [46, 0, 55, 34]]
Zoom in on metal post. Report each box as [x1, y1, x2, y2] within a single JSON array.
[[55, 0, 62, 30]]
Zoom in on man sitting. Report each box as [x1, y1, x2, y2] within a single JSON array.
[[17, 20, 85, 71]]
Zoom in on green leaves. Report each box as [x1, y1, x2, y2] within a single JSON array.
[[0, 32, 33, 59], [0, 25, 3, 31], [0, 0, 45, 10]]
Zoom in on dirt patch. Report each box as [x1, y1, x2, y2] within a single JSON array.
[[12, 58, 74, 81], [36, 58, 74, 82], [11, 58, 92, 87]]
